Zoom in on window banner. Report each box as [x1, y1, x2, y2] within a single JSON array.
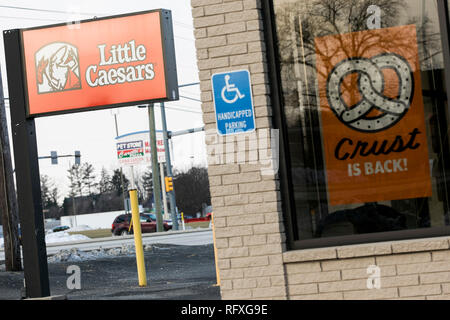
[[315, 24, 432, 206]]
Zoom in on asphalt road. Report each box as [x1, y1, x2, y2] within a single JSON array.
[[0, 243, 221, 300], [0, 230, 220, 300], [0, 228, 213, 262]]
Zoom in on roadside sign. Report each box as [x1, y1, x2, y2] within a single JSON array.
[[211, 70, 255, 136], [19, 9, 178, 117], [116, 131, 165, 166]]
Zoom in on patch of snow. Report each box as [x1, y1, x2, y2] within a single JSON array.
[[45, 231, 90, 244], [68, 225, 93, 232]]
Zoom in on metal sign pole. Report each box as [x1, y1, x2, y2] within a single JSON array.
[[3, 29, 50, 298], [160, 102, 179, 230], [148, 104, 164, 232]]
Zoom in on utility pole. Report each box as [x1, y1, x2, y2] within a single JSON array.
[[0, 67, 21, 271], [148, 104, 164, 232], [112, 111, 128, 213], [160, 102, 179, 230]]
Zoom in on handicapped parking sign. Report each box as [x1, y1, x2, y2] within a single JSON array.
[[211, 70, 255, 136]]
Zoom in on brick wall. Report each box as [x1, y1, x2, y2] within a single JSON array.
[[190, 0, 288, 299], [283, 237, 450, 300]]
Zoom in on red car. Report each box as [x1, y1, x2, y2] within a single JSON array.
[[111, 213, 172, 236]]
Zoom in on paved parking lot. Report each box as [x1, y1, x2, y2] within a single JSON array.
[[0, 243, 221, 300]]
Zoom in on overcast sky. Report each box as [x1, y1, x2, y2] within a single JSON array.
[[0, 0, 206, 202]]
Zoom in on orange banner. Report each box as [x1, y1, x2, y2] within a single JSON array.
[[315, 25, 432, 206], [21, 10, 177, 117]]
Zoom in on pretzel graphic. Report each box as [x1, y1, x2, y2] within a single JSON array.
[[327, 53, 414, 133]]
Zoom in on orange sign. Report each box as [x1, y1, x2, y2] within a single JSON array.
[[21, 10, 178, 117], [315, 25, 432, 206]]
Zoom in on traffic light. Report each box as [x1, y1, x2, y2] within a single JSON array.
[[50, 151, 58, 165], [74, 151, 81, 165], [165, 176, 173, 192]]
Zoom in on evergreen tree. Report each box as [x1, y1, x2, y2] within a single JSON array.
[[98, 167, 112, 193], [111, 168, 129, 196], [82, 163, 97, 196]]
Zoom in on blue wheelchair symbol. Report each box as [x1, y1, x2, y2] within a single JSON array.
[[211, 70, 255, 136]]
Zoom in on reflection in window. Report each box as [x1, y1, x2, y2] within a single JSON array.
[[273, 0, 450, 242]]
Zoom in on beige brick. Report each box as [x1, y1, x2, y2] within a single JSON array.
[[227, 30, 263, 44], [243, 265, 285, 278], [218, 259, 230, 270], [204, 2, 244, 16], [321, 257, 375, 271], [289, 283, 318, 296], [225, 10, 259, 23], [213, 204, 245, 217], [431, 250, 450, 261], [233, 278, 257, 289], [267, 233, 285, 244], [243, 0, 260, 10], [228, 236, 243, 248], [291, 292, 343, 300], [243, 234, 266, 246], [221, 288, 252, 300], [239, 180, 278, 193], [249, 244, 283, 256], [227, 214, 265, 227], [319, 279, 367, 293], [343, 288, 399, 300], [269, 253, 284, 266], [341, 265, 397, 280], [381, 275, 419, 288], [208, 22, 246, 37], [397, 261, 450, 275], [248, 193, 264, 204], [389, 296, 426, 300], [215, 238, 228, 249], [208, 164, 240, 176], [399, 284, 441, 297], [220, 279, 233, 290], [197, 57, 229, 70], [246, 19, 263, 31], [288, 271, 341, 285], [191, 0, 222, 7], [285, 262, 321, 274], [210, 184, 239, 197], [224, 194, 248, 206], [283, 248, 337, 263], [231, 255, 269, 268], [222, 172, 261, 185], [209, 43, 248, 58], [256, 277, 272, 288], [337, 243, 392, 259], [194, 14, 225, 28], [191, 7, 204, 18], [215, 225, 253, 239], [420, 271, 450, 284], [392, 237, 449, 254], [220, 268, 244, 280], [230, 52, 265, 66], [443, 283, 450, 293], [194, 28, 207, 39], [376, 252, 431, 266], [208, 175, 222, 187], [213, 217, 226, 228], [252, 286, 286, 299], [218, 247, 248, 259], [426, 294, 450, 300], [270, 275, 285, 287], [252, 222, 284, 235]]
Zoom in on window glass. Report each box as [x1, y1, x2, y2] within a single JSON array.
[[272, 0, 450, 242]]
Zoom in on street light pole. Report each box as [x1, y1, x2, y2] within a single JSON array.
[[160, 102, 179, 230]]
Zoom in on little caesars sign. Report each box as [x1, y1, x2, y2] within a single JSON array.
[[20, 9, 178, 117]]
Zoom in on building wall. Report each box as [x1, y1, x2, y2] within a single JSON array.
[[191, 0, 450, 300], [190, 0, 288, 299]]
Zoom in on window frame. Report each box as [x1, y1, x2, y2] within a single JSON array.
[[261, 0, 450, 250]]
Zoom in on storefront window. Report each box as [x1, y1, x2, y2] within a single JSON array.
[[271, 0, 450, 247]]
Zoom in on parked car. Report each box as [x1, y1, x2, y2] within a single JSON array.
[[52, 225, 70, 233], [111, 213, 172, 236]]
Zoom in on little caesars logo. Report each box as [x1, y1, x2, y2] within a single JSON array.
[[36, 42, 81, 94], [86, 40, 155, 87]]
